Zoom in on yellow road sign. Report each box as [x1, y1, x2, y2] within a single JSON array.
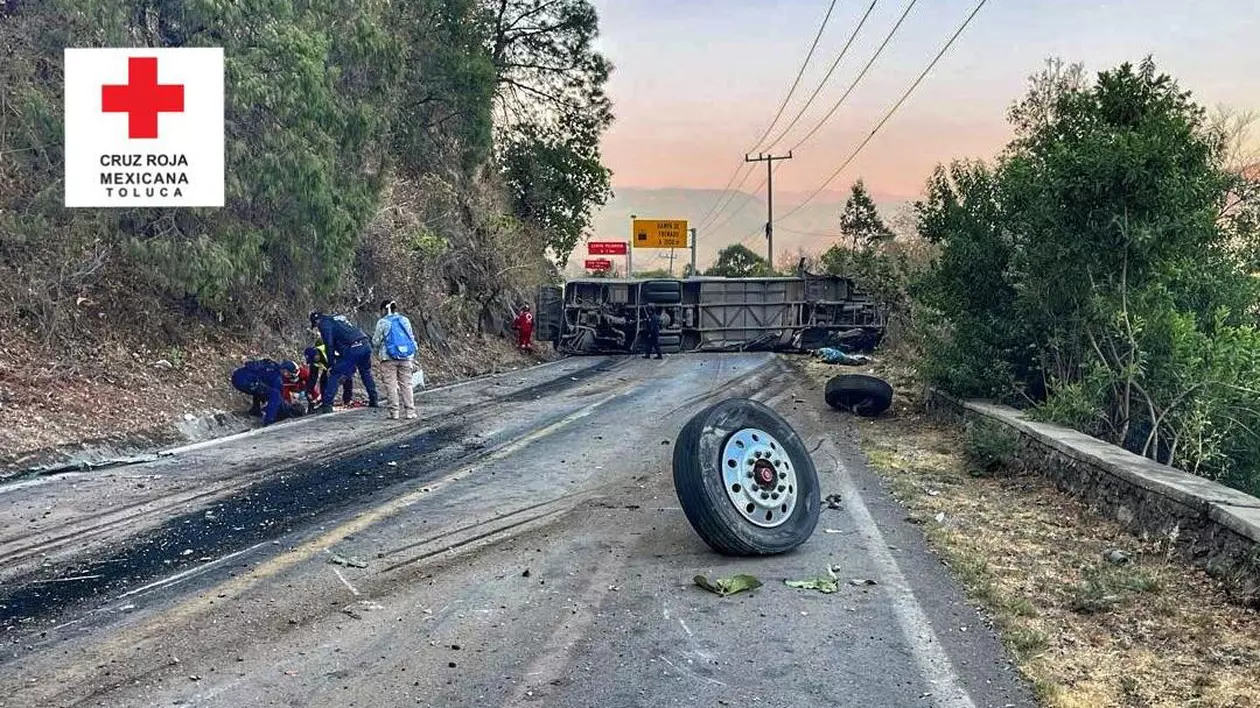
[[632, 219, 689, 248]]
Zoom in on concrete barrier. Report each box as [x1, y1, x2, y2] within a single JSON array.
[[925, 388, 1260, 607]]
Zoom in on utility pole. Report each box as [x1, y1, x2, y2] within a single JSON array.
[[744, 151, 792, 268], [688, 227, 697, 277], [628, 213, 636, 278], [666, 248, 676, 276]]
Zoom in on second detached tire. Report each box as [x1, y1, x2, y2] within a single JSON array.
[[824, 374, 893, 416], [672, 398, 821, 555]]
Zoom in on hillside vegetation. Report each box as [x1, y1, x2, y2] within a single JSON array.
[[0, 0, 613, 457]]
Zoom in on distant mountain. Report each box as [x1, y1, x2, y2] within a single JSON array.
[[576, 186, 912, 276]]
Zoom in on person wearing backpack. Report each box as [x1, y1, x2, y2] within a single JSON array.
[[372, 299, 419, 420]]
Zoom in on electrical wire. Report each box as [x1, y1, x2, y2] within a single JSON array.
[[695, 0, 846, 232], [780, 0, 920, 153], [746, 0, 842, 155], [778, 0, 991, 224], [760, 0, 882, 153]]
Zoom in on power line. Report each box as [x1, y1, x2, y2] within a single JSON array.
[[778, 0, 991, 223], [695, 0, 846, 232], [782, 0, 920, 153], [705, 0, 885, 233], [761, 0, 882, 153], [746, 0, 842, 155]]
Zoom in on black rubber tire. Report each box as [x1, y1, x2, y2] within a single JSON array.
[[644, 290, 681, 304], [672, 398, 821, 555], [658, 334, 681, 347], [642, 280, 682, 304], [824, 374, 893, 416]]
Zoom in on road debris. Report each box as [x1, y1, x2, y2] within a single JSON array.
[[328, 553, 368, 569], [824, 528, 843, 534], [1103, 548, 1133, 565], [849, 578, 878, 586], [342, 601, 384, 619], [784, 566, 839, 594], [693, 573, 762, 597], [824, 494, 843, 510]]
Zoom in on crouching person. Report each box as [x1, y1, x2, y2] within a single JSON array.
[[231, 359, 305, 426]]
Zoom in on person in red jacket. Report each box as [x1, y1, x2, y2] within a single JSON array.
[[512, 304, 534, 350]]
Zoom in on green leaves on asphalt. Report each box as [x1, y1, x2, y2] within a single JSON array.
[[693, 574, 763, 597], [784, 566, 840, 594]]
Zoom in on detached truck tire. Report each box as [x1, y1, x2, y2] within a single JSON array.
[[824, 374, 893, 416], [672, 398, 821, 556]]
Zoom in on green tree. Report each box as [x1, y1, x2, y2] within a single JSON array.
[[705, 245, 771, 277], [488, 0, 614, 270], [914, 55, 1260, 490], [839, 179, 894, 250]]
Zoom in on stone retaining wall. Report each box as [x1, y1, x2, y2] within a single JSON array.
[[925, 389, 1260, 607]]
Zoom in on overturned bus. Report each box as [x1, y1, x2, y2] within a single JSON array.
[[533, 273, 886, 355]]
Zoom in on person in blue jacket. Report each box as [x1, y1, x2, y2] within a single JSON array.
[[231, 358, 302, 426], [309, 311, 380, 413]]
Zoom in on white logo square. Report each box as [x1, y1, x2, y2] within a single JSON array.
[[64, 47, 224, 208]]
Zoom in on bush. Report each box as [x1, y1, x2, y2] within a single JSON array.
[[963, 418, 1020, 477], [911, 56, 1260, 494]]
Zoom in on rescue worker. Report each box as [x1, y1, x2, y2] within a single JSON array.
[[512, 303, 534, 350], [303, 343, 353, 408], [231, 358, 304, 426], [309, 311, 379, 413], [643, 305, 663, 360]]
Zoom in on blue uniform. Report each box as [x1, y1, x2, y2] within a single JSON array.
[[231, 359, 287, 425], [315, 315, 379, 408]]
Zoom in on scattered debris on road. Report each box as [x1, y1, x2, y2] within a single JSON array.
[[785, 566, 840, 594], [328, 553, 368, 569], [342, 600, 384, 619], [693, 573, 762, 597], [824, 493, 843, 510]]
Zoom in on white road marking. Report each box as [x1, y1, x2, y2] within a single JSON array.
[[332, 567, 361, 597], [116, 541, 270, 600], [827, 450, 978, 708]]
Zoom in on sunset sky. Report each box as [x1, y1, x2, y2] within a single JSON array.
[[591, 0, 1260, 203]]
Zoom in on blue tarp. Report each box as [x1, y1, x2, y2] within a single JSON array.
[[816, 347, 872, 365]]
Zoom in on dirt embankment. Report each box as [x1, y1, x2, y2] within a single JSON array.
[[0, 326, 553, 471], [799, 354, 1260, 708]]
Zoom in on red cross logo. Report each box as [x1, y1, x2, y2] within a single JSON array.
[[101, 57, 185, 140]]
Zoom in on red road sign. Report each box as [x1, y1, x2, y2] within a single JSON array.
[[584, 258, 613, 271], [588, 241, 627, 255]]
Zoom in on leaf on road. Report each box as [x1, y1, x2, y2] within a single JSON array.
[[694, 573, 762, 597], [784, 566, 839, 593]]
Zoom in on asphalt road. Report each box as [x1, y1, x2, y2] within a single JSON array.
[[0, 353, 1036, 708]]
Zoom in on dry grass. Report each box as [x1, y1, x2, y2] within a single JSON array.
[[801, 357, 1260, 707], [0, 326, 550, 466]]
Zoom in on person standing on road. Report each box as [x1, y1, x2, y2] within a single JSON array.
[[643, 304, 663, 360], [372, 299, 419, 420], [309, 311, 380, 414]]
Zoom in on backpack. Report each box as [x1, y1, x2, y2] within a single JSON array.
[[383, 314, 417, 359]]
